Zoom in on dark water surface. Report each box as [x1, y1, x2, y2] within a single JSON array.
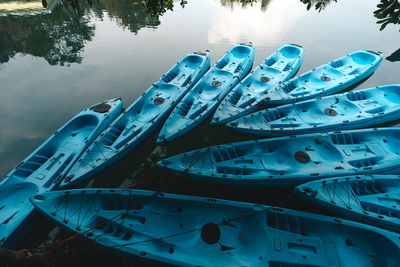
[[0, 0, 399, 265]]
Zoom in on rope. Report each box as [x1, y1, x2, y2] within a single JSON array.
[[40, 191, 161, 257]]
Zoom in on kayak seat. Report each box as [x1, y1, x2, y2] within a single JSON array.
[[217, 45, 252, 73], [382, 85, 400, 104], [350, 180, 382, 196], [12, 114, 99, 179], [230, 45, 252, 59], [227, 88, 245, 105], [358, 197, 400, 219], [346, 90, 368, 101], [181, 54, 204, 69], [162, 68, 179, 83], [265, 56, 277, 67], [281, 81, 297, 93], [350, 51, 379, 65], [188, 104, 208, 120], [100, 121, 127, 147], [262, 109, 283, 122], [266, 211, 305, 234], [330, 59, 345, 69], [177, 97, 195, 117], [12, 154, 52, 178], [238, 97, 257, 109], [280, 45, 303, 59]]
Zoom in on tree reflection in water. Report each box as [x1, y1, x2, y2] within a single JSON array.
[[0, 0, 185, 66], [0, 0, 398, 67]]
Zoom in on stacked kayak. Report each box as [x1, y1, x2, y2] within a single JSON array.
[[212, 43, 305, 125], [58, 51, 210, 188], [296, 175, 400, 232], [157, 43, 255, 145], [30, 189, 400, 267], [158, 128, 400, 187], [0, 99, 123, 248], [228, 84, 400, 136], [264, 50, 382, 105]]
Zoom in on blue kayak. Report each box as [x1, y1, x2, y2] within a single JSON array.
[[228, 84, 400, 136], [158, 128, 400, 187], [212, 44, 305, 125], [296, 175, 400, 233], [264, 50, 382, 105], [157, 43, 255, 145], [0, 98, 123, 248], [58, 51, 210, 189], [31, 189, 400, 266]]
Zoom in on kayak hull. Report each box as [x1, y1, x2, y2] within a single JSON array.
[[296, 175, 400, 232], [0, 98, 123, 248], [228, 84, 400, 137], [212, 43, 305, 125], [157, 43, 255, 145], [158, 128, 400, 187], [60, 51, 211, 188], [265, 50, 382, 105], [31, 189, 400, 267]]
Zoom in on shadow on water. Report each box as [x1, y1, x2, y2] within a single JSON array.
[[387, 48, 400, 62]]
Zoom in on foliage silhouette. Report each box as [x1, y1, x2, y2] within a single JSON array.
[[374, 0, 400, 31]]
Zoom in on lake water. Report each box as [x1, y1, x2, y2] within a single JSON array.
[[0, 0, 399, 265]]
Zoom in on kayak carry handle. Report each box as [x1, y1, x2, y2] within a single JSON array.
[[289, 43, 303, 48], [366, 50, 382, 56]]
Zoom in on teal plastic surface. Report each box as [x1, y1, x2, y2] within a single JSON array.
[[157, 43, 255, 145], [212, 43, 305, 125], [158, 128, 400, 187], [228, 84, 400, 136], [31, 189, 400, 267], [60, 51, 210, 188], [0, 98, 123, 248], [296, 175, 400, 232], [265, 50, 382, 105]]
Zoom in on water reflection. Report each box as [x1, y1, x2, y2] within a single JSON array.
[[208, 0, 306, 45], [299, 0, 335, 12], [97, 0, 182, 33], [387, 48, 400, 62], [0, 0, 187, 66], [374, 0, 400, 31], [0, 1, 94, 66], [0, 0, 58, 16], [0, 0, 397, 67], [299, 0, 399, 31], [220, 0, 271, 10]]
